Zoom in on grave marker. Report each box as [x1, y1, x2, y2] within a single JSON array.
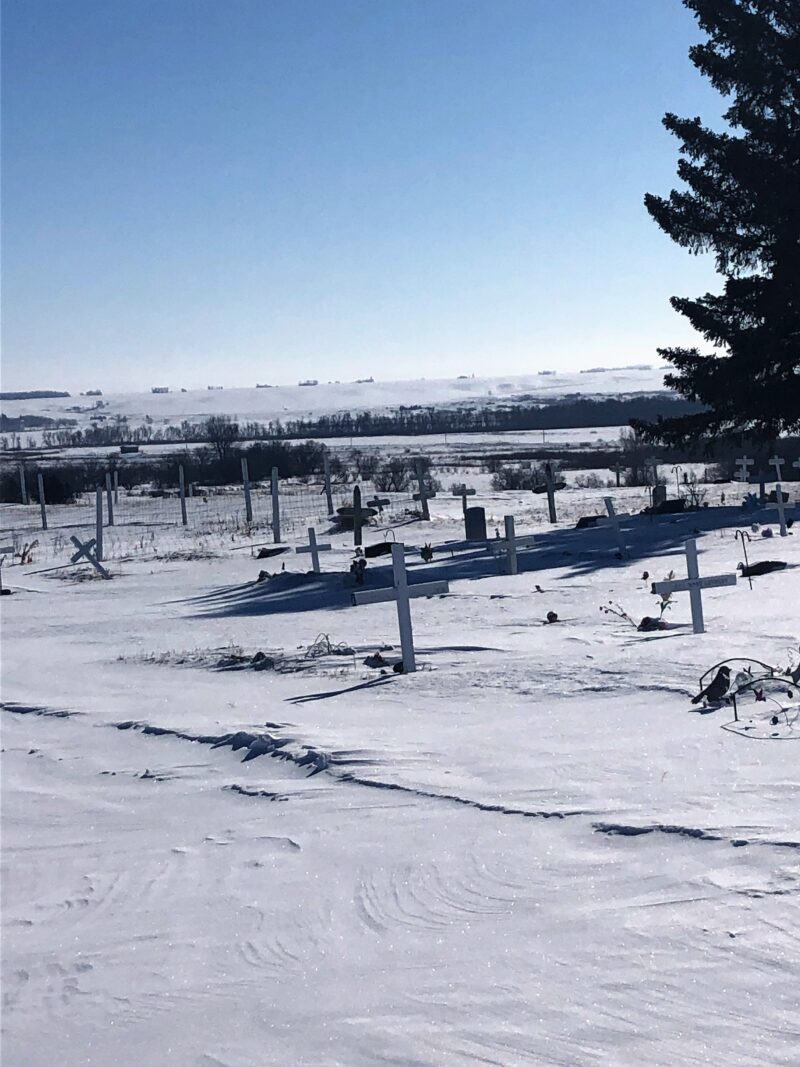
[[351, 542, 448, 673], [322, 450, 334, 516], [735, 455, 754, 482], [296, 527, 332, 573], [488, 517, 538, 573], [105, 472, 114, 526], [452, 484, 476, 513], [651, 538, 737, 634], [367, 495, 390, 514], [543, 463, 558, 524], [95, 488, 104, 561], [769, 455, 785, 483], [178, 465, 188, 525], [413, 459, 435, 521], [70, 535, 110, 579], [770, 484, 789, 536], [464, 506, 487, 541], [352, 485, 369, 547], [602, 497, 629, 560]]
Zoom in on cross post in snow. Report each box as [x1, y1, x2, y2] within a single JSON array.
[[351, 542, 448, 672], [295, 527, 332, 573], [651, 539, 736, 635], [352, 485, 370, 547], [452, 484, 476, 513], [70, 535, 110, 579], [367, 495, 390, 515]]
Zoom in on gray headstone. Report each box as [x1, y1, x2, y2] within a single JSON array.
[[465, 506, 487, 541], [652, 484, 667, 507]]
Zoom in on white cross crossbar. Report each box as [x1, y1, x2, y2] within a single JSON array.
[[651, 539, 736, 634], [351, 542, 448, 672], [295, 527, 332, 572]]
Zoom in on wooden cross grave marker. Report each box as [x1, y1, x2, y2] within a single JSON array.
[[735, 456, 754, 482], [452, 484, 476, 513], [770, 485, 790, 537], [351, 542, 448, 673], [413, 459, 436, 521], [488, 516, 538, 575], [352, 485, 369, 548], [295, 527, 332, 573], [601, 497, 630, 560], [70, 535, 110, 579], [650, 539, 736, 634], [367, 495, 390, 514]]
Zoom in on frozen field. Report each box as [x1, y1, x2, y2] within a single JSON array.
[[2, 480, 799, 1067]]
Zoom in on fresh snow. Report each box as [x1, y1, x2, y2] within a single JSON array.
[[2, 479, 799, 1067]]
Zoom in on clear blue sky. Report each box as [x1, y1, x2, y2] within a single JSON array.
[[2, 0, 723, 392]]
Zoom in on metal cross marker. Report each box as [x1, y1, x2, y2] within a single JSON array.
[[351, 542, 448, 673], [413, 459, 436, 521], [771, 485, 789, 536], [651, 539, 736, 634], [602, 497, 630, 560], [769, 455, 785, 483], [295, 527, 332, 573], [452, 484, 476, 513], [70, 535, 110, 579], [735, 456, 754, 482]]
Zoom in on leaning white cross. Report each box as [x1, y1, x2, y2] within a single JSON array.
[[736, 455, 754, 482], [295, 527, 332, 573], [651, 539, 736, 634], [351, 542, 448, 673], [602, 497, 630, 560], [769, 455, 785, 483], [70, 535, 110, 579]]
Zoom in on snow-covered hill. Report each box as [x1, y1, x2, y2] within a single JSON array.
[[3, 365, 669, 430]]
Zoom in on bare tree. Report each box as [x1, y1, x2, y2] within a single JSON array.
[[202, 415, 239, 461]]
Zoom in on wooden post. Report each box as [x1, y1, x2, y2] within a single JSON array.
[[18, 465, 28, 505], [95, 488, 104, 562], [271, 466, 281, 543], [37, 473, 47, 530], [178, 465, 188, 525], [352, 485, 365, 547], [414, 458, 430, 521], [504, 515, 518, 576], [322, 450, 334, 516], [105, 472, 114, 525], [544, 463, 557, 524], [241, 457, 253, 524]]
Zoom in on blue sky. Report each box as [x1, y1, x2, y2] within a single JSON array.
[[2, 0, 724, 392]]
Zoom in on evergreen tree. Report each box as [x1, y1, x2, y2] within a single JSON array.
[[637, 0, 799, 445]]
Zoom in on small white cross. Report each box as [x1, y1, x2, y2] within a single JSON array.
[[602, 497, 629, 560], [651, 539, 736, 634], [769, 455, 785, 483], [736, 456, 754, 482], [70, 535, 110, 579], [295, 527, 332, 573], [351, 542, 448, 672], [488, 516, 537, 573]]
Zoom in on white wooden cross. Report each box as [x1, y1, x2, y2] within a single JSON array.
[[452, 484, 476, 513], [602, 497, 629, 560], [295, 527, 332, 573], [70, 535, 110, 579], [736, 455, 754, 482], [488, 516, 537, 574], [769, 455, 785, 483], [351, 542, 448, 672], [651, 539, 736, 634], [770, 486, 789, 536]]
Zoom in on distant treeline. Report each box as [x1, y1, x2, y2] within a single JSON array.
[[0, 391, 70, 400]]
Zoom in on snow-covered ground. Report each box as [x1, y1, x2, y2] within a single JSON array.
[[2, 478, 799, 1067], [3, 366, 669, 431]]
